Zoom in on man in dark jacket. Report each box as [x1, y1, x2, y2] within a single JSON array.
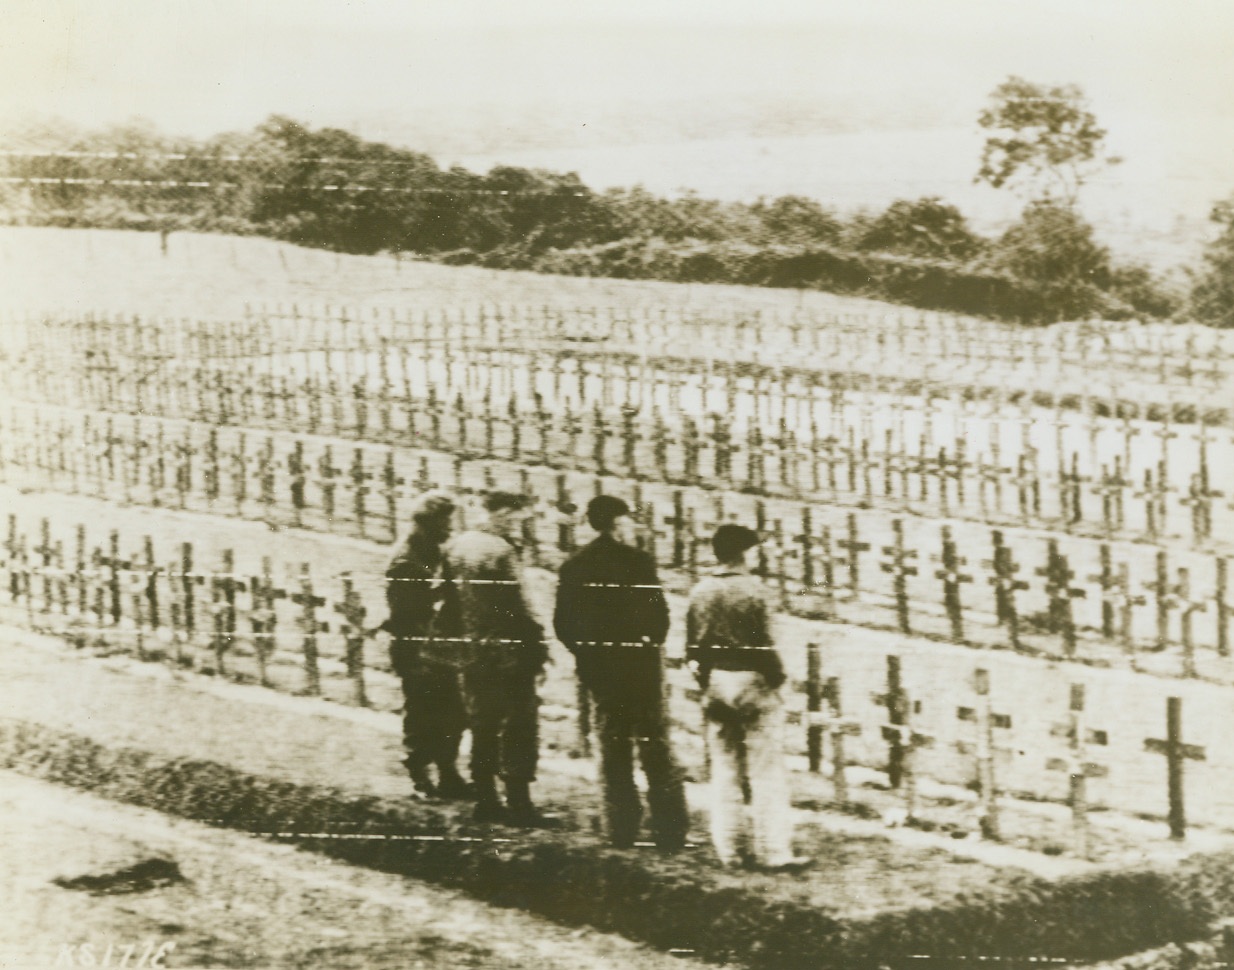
[[384, 490, 471, 801], [554, 495, 688, 851], [449, 490, 554, 827]]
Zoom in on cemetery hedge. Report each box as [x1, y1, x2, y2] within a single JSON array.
[[2, 716, 1231, 970], [0, 116, 1183, 325]]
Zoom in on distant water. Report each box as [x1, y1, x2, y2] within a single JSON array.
[[452, 124, 1234, 272]]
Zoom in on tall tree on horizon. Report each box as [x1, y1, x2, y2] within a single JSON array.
[[975, 76, 1120, 208]]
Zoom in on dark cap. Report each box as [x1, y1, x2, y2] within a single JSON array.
[[484, 490, 533, 513], [408, 489, 456, 521], [711, 523, 760, 561], [586, 495, 631, 531]]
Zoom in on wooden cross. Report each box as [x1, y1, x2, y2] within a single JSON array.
[[32, 518, 56, 616], [879, 518, 917, 634], [955, 669, 1014, 840], [871, 655, 933, 817], [1035, 540, 1087, 656], [1087, 544, 1118, 640], [709, 413, 734, 484], [1092, 459, 1129, 539], [798, 676, 861, 805], [1179, 468, 1223, 546], [1134, 462, 1172, 541], [97, 530, 131, 629], [315, 445, 338, 526], [1059, 452, 1089, 528], [173, 431, 195, 511], [257, 436, 277, 517], [1013, 451, 1041, 525], [291, 563, 327, 696], [248, 556, 286, 688], [225, 431, 249, 515], [836, 512, 869, 600], [349, 447, 374, 537], [1144, 549, 1173, 654], [1143, 696, 1206, 840], [1168, 567, 1208, 678], [287, 441, 307, 527], [931, 525, 973, 641], [1046, 684, 1109, 859], [335, 573, 369, 707]]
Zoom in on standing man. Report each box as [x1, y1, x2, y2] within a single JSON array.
[[449, 491, 555, 827], [383, 490, 472, 801], [554, 495, 689, 852], [686, 524, 809, 871]]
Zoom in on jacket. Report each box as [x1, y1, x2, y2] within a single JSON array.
[[685, 566, 786, 690], [554, 534, 671, 713], [447, 527, 547, 670]]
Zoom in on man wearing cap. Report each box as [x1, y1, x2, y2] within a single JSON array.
[[686, 523, 809, 870], [448, 491, 554, 827], [383, 490, 472, 801], [554, 495, 688, 851]]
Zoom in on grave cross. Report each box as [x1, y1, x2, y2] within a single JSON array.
[[879, 518, 917, 634], [335, 573, 369, 707], [1035, 541, 1087, 657], [1144, 550, 1173, 654], [258, 436, 277, 519], [287, 441, 307, 527], [955, 669, 1014, 840], [248, 556, 286, 688], [931, 525, 973, 641], [291, 563, 327, 696], [348, 448, 374, 536], [1092, 459, 1129, 539], [836, 513, 870, 601], [1013, 452, 1042, 526], [801, 677, 861, 805], [1046, 684, 1109, 859], [1087, 544, 1118, 640], [1143, 696, 1206, 840], [1168, 567, 1207, 678], [317, 446, 338, 526], [1134, 463, 1172, 541], [871, 655, 934, 817], [229, 432, 249, 515], [1059, 452, 1088, 528], [1180, 467, 1223, 546], [381, 451, 404, 542]]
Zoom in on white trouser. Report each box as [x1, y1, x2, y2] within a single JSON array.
[[703, 670, 794, 867]]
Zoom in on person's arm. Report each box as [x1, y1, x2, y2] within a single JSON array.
[[684, 592, 711, 690], [552, 560, 582, 652], [495, 546, 548, 666], [638, 552, 671, 646]]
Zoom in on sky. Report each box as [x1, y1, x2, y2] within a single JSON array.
[[3, 0, 1233, 263], [4, 0, 1232, 139]]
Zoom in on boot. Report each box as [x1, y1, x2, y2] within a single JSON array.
[[405, 760, 437, 800], [436, 766, 476, 801], [503, 780, 561, 830], [472, 774, 505, 823]]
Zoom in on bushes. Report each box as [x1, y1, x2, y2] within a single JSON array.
[[0, 115, 1197, 325]]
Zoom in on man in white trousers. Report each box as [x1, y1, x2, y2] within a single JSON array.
[[686, 524, 810, 871]]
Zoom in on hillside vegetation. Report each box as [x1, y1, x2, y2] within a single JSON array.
[[0, 116, 1206, 325]]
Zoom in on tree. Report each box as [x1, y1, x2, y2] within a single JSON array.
[[855, 197, 983, 261], [1190, 196, 1234, 327], [989, 200, 1111, 322], [750, 195, 843, 247], [976, 77, 1120, 206]]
